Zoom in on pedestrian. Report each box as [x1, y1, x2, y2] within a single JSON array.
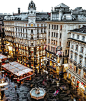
[[17, 92, 19, 98], [15, 85, 17, 90]]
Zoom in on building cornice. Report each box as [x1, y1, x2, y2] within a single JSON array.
[[45, 21, 86, 24]]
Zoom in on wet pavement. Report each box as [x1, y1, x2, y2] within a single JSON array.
[[0, 73, 84, 101]]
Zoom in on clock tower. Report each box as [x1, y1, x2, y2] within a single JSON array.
[[28, 0, 36, 27]]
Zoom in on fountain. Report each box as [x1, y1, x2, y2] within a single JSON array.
[[30, 87, 46, 100]]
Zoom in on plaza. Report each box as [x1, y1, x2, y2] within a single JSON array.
[[0, 68, 84, 101], [0, 0, 86, 101]]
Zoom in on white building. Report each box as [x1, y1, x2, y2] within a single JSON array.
[[3, 1, 50, 69], [67, 26, 86, 98], [46, 3, 86, 78]]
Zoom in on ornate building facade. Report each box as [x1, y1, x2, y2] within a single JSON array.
[[3, 1, 50, 70], [46, 3, 86, 78], [68, 26, 86, 98]]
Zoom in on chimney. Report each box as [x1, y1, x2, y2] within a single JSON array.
[[18, 8, 20, 14]]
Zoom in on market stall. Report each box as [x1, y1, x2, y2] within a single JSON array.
[[2, 62, 33, 82], [0, 54, 7, 60]]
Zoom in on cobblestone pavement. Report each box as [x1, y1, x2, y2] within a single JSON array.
[[0, 73, 84, 101]]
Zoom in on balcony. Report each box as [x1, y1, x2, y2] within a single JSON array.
[[69, 58, 73, 63], [83, 67, 86, 73], [73, 61, 77, 66], [66, 45, 70, 48], [78, 63, 82, 69]]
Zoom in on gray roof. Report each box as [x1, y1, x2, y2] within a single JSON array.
[[4, 12, 50, 21], [55, 3, 69, 8], [70, 25, 86, 34]]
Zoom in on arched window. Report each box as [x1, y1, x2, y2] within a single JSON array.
[[31, 11, 33, 13]]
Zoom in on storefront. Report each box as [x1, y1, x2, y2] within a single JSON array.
[[72, 76, 76, 86], [63, 64, 68, 79], [79, 82, 85, 97], [68, 73, 71, 79]]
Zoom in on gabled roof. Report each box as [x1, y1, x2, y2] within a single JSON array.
[[55, 3, 69, 8]]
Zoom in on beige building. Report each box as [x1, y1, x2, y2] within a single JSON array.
[[3, 1, 50, 70]]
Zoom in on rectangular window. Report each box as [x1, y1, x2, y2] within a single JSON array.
[[85, 59, 86, 66], [80, 47, 83, 53], [75, 55, 77, 61], [48, 32, 50, 36], [76, 45, 78, 51], [71, 53, 73, 59], [78, 69, 81, 75], [44, 29, 46, 33], [52, 32, 53, 37], [41, 29, 43, 33], [57, 25, 58, 30], [51, 47, 53, 52], [56, 33, 58, 37], [52, 25, 53, 29], [79, 57, 82, 64], [49, 24, 50, 29], [31, 30, 33, 33], [60, 33, 62, 38], [54, 32, 55, 37], [54, 25, 56, 29], [82, 36, 85, 41], [71, 45, 74, 49], [48, 39, 50, 44], [77, 35, 79, 39], [54, 40, 55, 45], [60, 25, 62, 30], [37, 29, 39, 33], [65, 50, 67, 55], [73, 34, 74, 38], [48, 46, 50, 50]]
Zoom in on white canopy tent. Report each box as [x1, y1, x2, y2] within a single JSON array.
[[2, 62, 33, 77], [0, 54, 7, 59]]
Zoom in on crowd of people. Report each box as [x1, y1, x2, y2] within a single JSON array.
[[0, 66, 84, 101]]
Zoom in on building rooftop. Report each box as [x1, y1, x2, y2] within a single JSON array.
[[55, 3, 69, 8], [70, 25, 86, 34], [4, 12, 50, 21]]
